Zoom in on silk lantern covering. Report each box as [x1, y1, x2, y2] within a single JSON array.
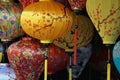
[[19, 0, 39, 8], [47, 44, 69, 74], [113, 41, 120, 74], [20, 0, 73, 44], [7, 37, 45, 80], [86, 0, 120, 44], [67, 44, 92, 78], [0, 0, 24, 41], [0, 63, 16, 79], [53, 14, 94, 50], [68, 0, 86, 11]]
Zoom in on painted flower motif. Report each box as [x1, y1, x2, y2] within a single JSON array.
[[0, 19, 3, 23], [10, 20, 15, 25], [3, 15, 8, 19]]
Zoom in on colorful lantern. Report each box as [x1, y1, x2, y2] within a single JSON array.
[[86, 1, 120, 80], [0, 63, 16, 79], [48, 44, 69, 74], [20, 0, 73, 44], [86, 0, 120, 44], [53, 14, 94, 50], [113, 41, 120, 74], [0, 0, 24, 41], [68, 0, 86, 11], [68, 0, 86, 66], [19, 0, 39, 8], [53, 14, 93, 80], [7, 37, 45, 80]]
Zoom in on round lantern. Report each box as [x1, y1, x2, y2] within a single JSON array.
[[7, 37, 45, 80], [53, 14, 94, 50], [113, 41, 120, 74], [86, 1, 120, 80], [20, 0, 73, 44], [48, 44, 69, 74], [19, 0, 39, 8], [68, 0, 86, 11], [86, 0, 120, 44], [0, 0, 24, 41]]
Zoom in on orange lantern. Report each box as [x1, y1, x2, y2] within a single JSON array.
[[20, 0, 73, 80], [20, 0, 73, 44], [86, 0, 120, 80]]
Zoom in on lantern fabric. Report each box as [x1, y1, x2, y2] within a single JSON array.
[[86, 0, 120, 44], [7, 37, 44, 80], [0, 63, 16, 80], [53, 14, 94, 50], [20, 0, 73, 43], [19, 0, 39, 8], [67, 44, 92, 78], [68, 0, 86, 10], [113, 41, 120, 74], [48, 44, 69, 74], [0, 0, 24, 41]]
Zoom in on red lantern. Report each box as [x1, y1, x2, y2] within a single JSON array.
[[19, 0, 39, 8], [48, 44, 69, 74], [68, 0, 86, 11], [7, 37, 44, 80]]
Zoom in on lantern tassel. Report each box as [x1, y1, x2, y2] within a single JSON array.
[[0, 52, 2, 62], [74, 29, 78, 65], [43, 44, 49, 80], [107, 48, 111, 80], [74, 15, 78, 65], [69, 55, 72, 80], [44, 59, 48, 80]]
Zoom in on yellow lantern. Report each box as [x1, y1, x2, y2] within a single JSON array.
[[86, 0, 120, 44], [20, 0, 73, 80], [20, 0, 73, 44], [53, 13, 94, 50], [86, 0, 120, 80]]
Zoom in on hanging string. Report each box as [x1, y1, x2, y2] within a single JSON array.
[[74, 15, 78, 65], [107, 47, 111, 80]]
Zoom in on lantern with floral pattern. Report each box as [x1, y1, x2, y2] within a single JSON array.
[[0, 0, 24, 41], [7, 37, 44, 80], [86, 0, 120, 80]]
